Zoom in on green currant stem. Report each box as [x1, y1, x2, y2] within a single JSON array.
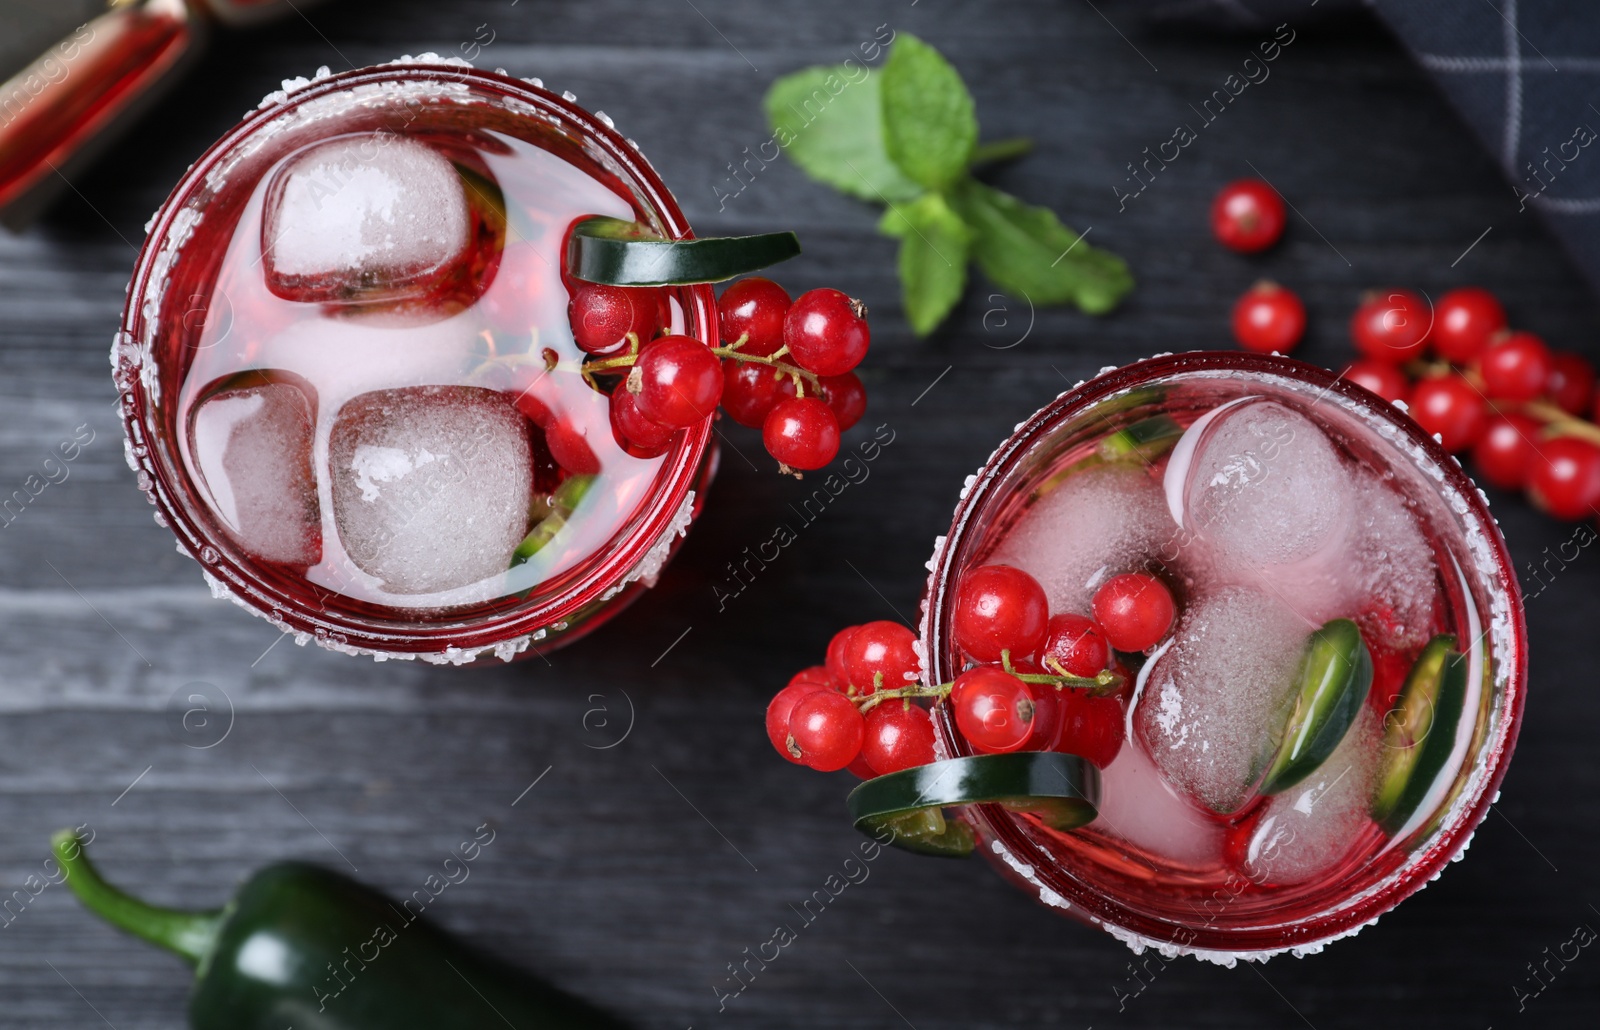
[[1517, 400, 1600, 447], [708, 344, 820, 396], [579, 333, 644, 390], [854, 663, 1124, 715]]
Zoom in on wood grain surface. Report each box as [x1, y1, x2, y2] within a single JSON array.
[[0, 1, 1595, 1027]]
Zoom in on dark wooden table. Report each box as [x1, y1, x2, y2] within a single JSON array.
[[1, 1, 1595, 1027]]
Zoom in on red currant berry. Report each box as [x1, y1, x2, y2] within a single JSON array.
[[846, 753, 879, 779], [1231, 281, 1305, 354], [1054, 690, 1124, 768], [1546, 351, 1595, 416], [1408, 374, 1488, 453], [633, 336, 724, 429], [1528, 437, 1600, 521], [1479, 331, 1552, 402], [763, 396, 841, 470], [720, 360, 783, 428], [1350, 289, 1432, 363], [1342, 359, 1411, 406], [1039, 613, 1110, 678], [568, 283, 662, 356], [1021, 676, 1062, 753], [544, 419, 600, 476], [951, 666, 1036, 754], [1091, 573, 1176, 653], [819, 373, 867, 431], [788, 690, 866, 772], [790, 665, 837, 691], [718, 277, 790, 357], [783, 288, 869, 376], [842, 621, 919, 694], [1471, 413, 1543, 491], [952, 564, 1050, 663], [825, 626, 859, 689], [862, 703, 936, 775], [1210, 179, 1286, 253], [609, 385, 678, 459], [1432, 287, 1506, 363], [767, 680, 828, 764]]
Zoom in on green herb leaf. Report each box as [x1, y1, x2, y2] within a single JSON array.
[[764, 66, 922, 204], [880, 33, 979, 190], [951, 179, 1133, 315], [879, 194, 972, 336]]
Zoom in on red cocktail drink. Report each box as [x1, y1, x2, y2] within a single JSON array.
[[116, 60, 716, 662], [920, 352, 1524, 960]]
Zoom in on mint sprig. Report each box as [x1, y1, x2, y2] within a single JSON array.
[[764, 33, 1133, 336]]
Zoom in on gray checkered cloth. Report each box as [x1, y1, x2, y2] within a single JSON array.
[[1143, 0, 1600, 290]]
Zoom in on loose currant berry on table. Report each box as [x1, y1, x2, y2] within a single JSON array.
[[633, 335, 724, 429], [1342, 359, 1411, 406], [1479, 331, 1552, 402], [720, 360, 784, 428], [862, 703, 937, 775], [609, 386, 678, 459], [767, 680, 829, 763], [1471, 413, 1543, 491], [842, 621, 919, 694], [787, 690, 866, 771], [1528, 438, 1600, 521], [1546, 352, 1595, 416], [1091, 573, 1176, 653], [951, 666, 1036, 754], [1054, 689, 1124, 769], [825, 626, 860, 688], [1432, 287, 1506, 363], [1473, 413, 1543, 491], [784, 288, 869, 377], [1408, 374, 1488, 453], [952, 564, 1050, 663], [1350, 289, 1432, 363], [1210, 179, 1286, 253], [1039, 613, 1111, 678], [763, 396, 841, 470], [1231, 281, 1305, 354], [568, 283, 662, 355], [717, 276, 790, 357]]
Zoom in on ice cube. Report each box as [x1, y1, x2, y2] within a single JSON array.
[[190, 374, 320, 566], [263, 135, 470, 302], [329, 387, 533, 595], [1344, 476, 1440, 649], [1134, 587, 1312, 815], [1168, 400, 1353, 572], [1092, 738, 1224, 869], [1241, 708, 1381, 884], [989, 463, 1175, 616]]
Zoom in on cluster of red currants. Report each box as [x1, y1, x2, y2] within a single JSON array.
[[564, 276, 869, 473], [1210, 178, 1600, 524], [765, 564, 1180, 782], [1337, 287, 1600, 522]]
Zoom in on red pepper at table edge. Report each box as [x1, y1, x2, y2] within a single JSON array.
[[50, 830, 627, 1030]]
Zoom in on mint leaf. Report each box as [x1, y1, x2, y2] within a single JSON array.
[[879, 194, 972, 336], [764, 65, 922, 204], [880, 34, 979, 190], [951, 180, 1133, 315]]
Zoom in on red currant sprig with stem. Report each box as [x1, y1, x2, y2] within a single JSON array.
[[570, 277, 869, 474], [771, 566, 1168, 776]]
